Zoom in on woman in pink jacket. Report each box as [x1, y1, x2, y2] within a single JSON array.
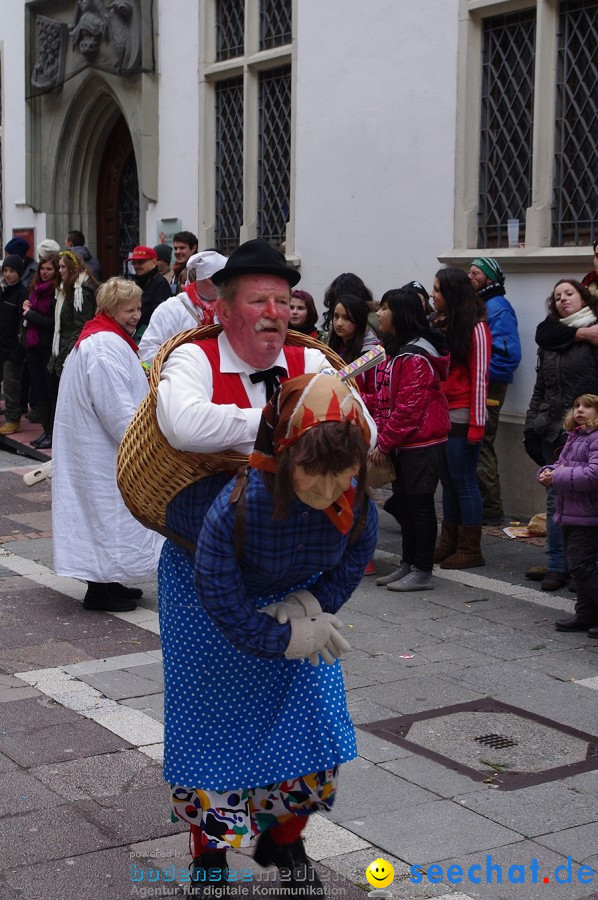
[[370, 289, 450, 591]]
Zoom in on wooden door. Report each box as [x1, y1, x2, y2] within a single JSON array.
[[96, 115, 139, 278]]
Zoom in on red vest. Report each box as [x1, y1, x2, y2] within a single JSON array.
[[195, 338, 306, 406]]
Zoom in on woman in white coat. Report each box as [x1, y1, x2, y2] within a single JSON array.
[[52, 277, 164, 612]]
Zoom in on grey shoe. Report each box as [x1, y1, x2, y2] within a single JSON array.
[[387, 567, 434, 592], [376, 562, 412, 586]]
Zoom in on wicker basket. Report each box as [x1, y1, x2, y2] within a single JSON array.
[[117, 325, 347, 534]]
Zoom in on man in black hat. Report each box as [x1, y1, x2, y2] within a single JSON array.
[[154, 238, 376, 896]]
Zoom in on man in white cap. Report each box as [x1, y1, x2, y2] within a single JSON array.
[[138, 249, 228, 363]]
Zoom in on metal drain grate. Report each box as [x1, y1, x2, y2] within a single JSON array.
[[474, 733, 518, 749]]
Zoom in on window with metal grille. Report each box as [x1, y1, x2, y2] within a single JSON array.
[[215, 77, 244, 256], [478, 10, 536, 249], [259, 0, 292, 51], [552, 0, 598, 248], [216, 0, 245, 62], [258, 66, 291, 249]]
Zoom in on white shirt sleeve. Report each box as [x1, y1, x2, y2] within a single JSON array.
[[156, 344, 262, 454], [137, 297, 200, 364]]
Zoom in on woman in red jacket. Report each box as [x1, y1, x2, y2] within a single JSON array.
[[370, 289, 450, 590], [431, 267, 491, 569]]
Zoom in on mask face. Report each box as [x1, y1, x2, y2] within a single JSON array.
[[292, 463, 359, 509]]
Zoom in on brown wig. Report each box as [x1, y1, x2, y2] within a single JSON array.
[[433, 267, 485, 365], [267, 420, 369, 520]]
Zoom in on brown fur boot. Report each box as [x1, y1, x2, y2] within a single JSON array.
[[440, 524, 485, 569], [433, 520, 459, 563]]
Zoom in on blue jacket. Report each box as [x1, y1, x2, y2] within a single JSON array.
[[482, 289, 522, 383]]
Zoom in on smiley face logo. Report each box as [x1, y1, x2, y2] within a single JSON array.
[[365, 858, 395, 889]]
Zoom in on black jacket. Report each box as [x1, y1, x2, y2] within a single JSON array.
[[0, 280, 28, 361], [136, 267, 172, 330]]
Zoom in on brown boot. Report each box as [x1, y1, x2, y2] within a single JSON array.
[[433, 520, 459, 563], [440, 524, 485, 569]]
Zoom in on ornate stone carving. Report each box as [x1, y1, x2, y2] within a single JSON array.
[[29, 0, 144, 91], [31, 15, 68, 92], [69, 0, 108, 59]]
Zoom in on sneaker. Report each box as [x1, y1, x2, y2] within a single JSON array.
[[0, 420, 21, 435], [387, 567, 434, 592], [376, 562, 412, 586], [363, 559, 376, 576]]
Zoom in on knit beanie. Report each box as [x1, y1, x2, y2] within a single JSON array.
[[2, 254, 25, 276], [471, 257, 505, 287], [38, 238, 61, 258], [5, 237, 30, 259]]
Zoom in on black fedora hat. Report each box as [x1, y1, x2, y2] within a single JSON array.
[[211, 238, 300, 287]]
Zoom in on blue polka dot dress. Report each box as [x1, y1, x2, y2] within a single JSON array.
[[158, 476, 377, 793]]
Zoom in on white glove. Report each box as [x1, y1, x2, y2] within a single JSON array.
[[284, 613, 351, 666], [259, 590, 323, 624]]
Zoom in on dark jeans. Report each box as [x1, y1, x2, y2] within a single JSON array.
[[389, 447, 441, 572], [477, 380, 507, 518], [563, 526, 598, 622], [0, 359, 25, 422], [440, 434, 483, 526], [26, 345, 58, 433], [540, 438, 567, 574]]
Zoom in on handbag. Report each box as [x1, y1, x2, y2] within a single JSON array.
[[367, 454, 396, 488]]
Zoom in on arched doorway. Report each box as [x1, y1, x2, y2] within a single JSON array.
[[96, 115, 139, 277]]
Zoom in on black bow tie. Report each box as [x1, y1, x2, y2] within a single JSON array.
[[249, 366, 287, 400]]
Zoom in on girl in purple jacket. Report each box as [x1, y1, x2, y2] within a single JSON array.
[[538, 376, 598, 636]]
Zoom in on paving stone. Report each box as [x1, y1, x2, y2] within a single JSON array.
[[31, 749, 164, 801], [76, 784, 187, 845], [0, 624, 52, 649], [0, 769, 63, 816], [125, 661, 164, 684], [0, 751, 19, 773], [120, 693, 164, 723], [6, 510, 53, 531], [327, 757, 438, 823], [0, 718, 131, 766], [2, 846, 144, 899], [356, 728, 413, 764], [322, 847, 456, 899], [456, 782, 598, 838], [347, 675, 484, 715], [535, 822, 598, 865], [0, 804, 116, 869], [342, 800, 522, 866], [79, 668, 165, 701], [0, 696, 83, 732], [303, 813, 370, 860], [0, 640, 95, 673], [0, 685, 41, 702], [63, 651, 161, 676], [436, 839, 596, 899], [380, 754, 494, 799]]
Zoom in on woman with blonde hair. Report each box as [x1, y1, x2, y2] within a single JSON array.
[[52, 277, 164, 612]]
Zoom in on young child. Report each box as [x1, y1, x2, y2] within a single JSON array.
[[538, 376, 598, 636], [0, 255, 28, 435]]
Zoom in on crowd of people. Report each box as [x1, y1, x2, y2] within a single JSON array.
[[2, 228, 598, 895]]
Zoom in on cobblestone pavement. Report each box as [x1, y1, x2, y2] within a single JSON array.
[[1, 450, 598, 900]]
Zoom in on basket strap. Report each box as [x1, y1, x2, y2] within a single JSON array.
[[230, 465, 250, 560]]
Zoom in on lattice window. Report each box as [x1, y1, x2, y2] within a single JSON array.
[[119, 152, 140, 277], [478, 10, 536, 249], [215, 77, 244, 255], [257, 66, 291, 249], [216, 0, 245, 62], [552, 0, 598, 247], [259, 0, 292, 51]]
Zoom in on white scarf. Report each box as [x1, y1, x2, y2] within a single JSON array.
[[52, 273, 86, 357], [560, 306, 596, 328]]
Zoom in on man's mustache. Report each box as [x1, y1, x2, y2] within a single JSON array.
[[254, 318, 285, 333]]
